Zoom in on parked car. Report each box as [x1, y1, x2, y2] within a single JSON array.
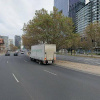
[[21, 51, 24, 54], [14, 52, 18, 56], [5, 51, 10, 56]]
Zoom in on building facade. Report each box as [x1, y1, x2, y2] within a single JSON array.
[[15, 35, 21, 48], [69, 0, 85, 6], [76, 2, 91, 33], [0, 36, 9, 50], [0, 38, 4, 44], [0, 38, 5, 52], [8, 39, 13, 50], [54, 0, 100, 34], [69, 0, 85, 24], [54, 0, 85, 32], [90, 0, 100, 22], [9, 39, 13, 45], [76, 0, 100, 34], [54, 0, 69, 16]]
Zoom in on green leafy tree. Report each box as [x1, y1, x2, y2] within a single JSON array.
[[23, 7, 75, 50], [84, 22, 100, 54], [64, 33, 80, 55], [9, 44, 18, 51]]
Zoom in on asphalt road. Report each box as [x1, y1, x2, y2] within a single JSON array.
[[57, 54, 100, 66], [0, 53, 100, 100]]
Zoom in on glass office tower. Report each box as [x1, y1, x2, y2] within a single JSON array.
[[76, 0, 100, 34], [90, 0, 100, 22], [69, 0, 85, 24], [69, 0, 85, 6], [15, 35, 21, 48], [54, 0, 69, 16], [76, 2, 91, 33]]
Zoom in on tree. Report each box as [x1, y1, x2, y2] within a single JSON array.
[[22, 7, 75, 50], [9, 44, 18, 51], [84, 22, 100, 54], [64, 33, 80, 55], [79, 37, 89, 50]]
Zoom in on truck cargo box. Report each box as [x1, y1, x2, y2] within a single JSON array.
[[30, 44, 56, 64]]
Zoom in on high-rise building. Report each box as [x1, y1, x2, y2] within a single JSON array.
[[54, 0, 85, 19], [69, 0, 85, 24], [90, 0, 100, 22], [9, 39, 13, 45], [76, 0, 100, 34], [54, 0, 85, 32], [15, 35, 21, 48], [8, 39, 13, 50], [0, 36, 9, 50], [69, 0, 85, 6], [54, 0, 69, 16], [76, 2, 91, 33]]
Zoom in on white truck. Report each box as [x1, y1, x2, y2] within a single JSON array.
[[30, 44, 56, 64]]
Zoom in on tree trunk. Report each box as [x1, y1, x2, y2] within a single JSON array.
[[71, 47, 72, 55], [91, 48, 93, 57], [74, 49, 75, 55]]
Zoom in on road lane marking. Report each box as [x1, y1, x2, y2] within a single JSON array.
[[12, 73, 19, 83], [7, 61, 8, 63], [44, 70, 57, 76], [24, 60, 27, 62]]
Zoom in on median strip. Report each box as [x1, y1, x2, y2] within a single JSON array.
[[55, 60, 100, 76], [12, 73, 19, 83], [44, 70, 57, 76]]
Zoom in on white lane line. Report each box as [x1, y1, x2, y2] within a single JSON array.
[[7, 61, 8, 63], [12, 73, 19, 83], [44, 70, 57, 76], [24, 60, 27, 62]]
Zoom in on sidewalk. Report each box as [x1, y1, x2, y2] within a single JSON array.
[[55, 60, 100, 76], [58, 53, 100, 58], [74, 53, 100, 58]]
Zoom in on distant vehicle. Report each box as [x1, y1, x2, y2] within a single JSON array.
[[14, 52, 18, 56], [5, 51, 10, 56], [16, 50, 19, 53], [21, 51, 24, 54], [30, 44, 56, 64]]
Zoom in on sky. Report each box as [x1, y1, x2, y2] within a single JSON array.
[[0, 0, 89, 39]]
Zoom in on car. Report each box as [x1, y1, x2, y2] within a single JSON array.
[[5, 52, 10, 56], [14, 52, 18, 56], [21, 51, 24, 54]]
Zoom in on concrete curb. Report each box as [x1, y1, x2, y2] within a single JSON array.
[[57, 54, 100, 59], [54, 63, 100, 77]]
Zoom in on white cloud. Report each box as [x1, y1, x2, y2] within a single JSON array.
[[0, 0, 54, 39], [0, 0, 89, 39]]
